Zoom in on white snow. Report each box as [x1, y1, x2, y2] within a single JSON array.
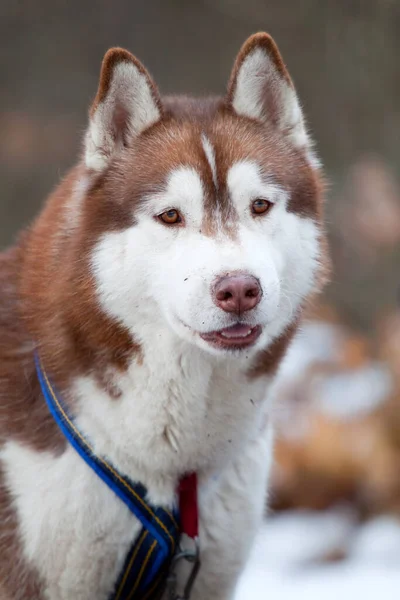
[[316, 363, 393, 419], [277, 321, 344, 381], [235, 511, 400, 600], [274, 320, 394, 427]]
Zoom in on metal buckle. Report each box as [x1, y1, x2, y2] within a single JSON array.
[[166, 535, 201, 600]]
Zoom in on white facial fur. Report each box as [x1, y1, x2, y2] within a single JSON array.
[[91, 158, 321, 357], [201, 134, 218, 189]]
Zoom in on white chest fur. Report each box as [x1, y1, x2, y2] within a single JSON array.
[[74, 337, 271, 505], [1, 341, 272, 599]]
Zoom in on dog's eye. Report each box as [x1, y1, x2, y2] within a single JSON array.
[[158, 209, 182, 225], [251, 199, 272, 216]]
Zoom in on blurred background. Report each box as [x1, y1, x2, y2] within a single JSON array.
[[1, 1, 400, 597]]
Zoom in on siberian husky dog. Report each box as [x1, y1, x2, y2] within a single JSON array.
[[0, 33, 327, 600]]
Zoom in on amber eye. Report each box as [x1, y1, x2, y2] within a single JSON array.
[[251, 199, 272, 216], [158, 209, 182, 225]]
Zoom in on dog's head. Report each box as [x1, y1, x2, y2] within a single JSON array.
[[77, 34, 325, 358]]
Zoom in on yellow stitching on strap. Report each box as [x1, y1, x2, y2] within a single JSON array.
[[127, 540, 158, 600], [40, 361, 175, 548], [167, 510, 179, 530], [114, 530, 148, 600]]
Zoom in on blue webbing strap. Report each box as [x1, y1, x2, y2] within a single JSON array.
[[34, 352, 180, 599]]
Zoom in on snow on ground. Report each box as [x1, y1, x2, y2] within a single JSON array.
[[275, 320, 393, 421], [235, 510, 400, 600], [316, 363, 393, 420]]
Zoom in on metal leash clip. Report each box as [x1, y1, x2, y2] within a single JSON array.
[[166, 535, 201, 600]]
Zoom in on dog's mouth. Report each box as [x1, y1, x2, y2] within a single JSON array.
[[200, 323, 262, 350]]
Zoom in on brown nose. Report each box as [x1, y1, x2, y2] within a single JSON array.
[[212, 274, 262, 314]]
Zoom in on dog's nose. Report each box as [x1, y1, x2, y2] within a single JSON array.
[[212, 274, 262, 314]]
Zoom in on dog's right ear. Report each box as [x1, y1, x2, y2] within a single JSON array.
[[84, 48, 162, 171]]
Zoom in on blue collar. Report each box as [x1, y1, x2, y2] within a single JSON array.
[[34, 352, 180, 600]]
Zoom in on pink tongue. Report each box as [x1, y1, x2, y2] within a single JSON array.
[[220, 324, 251, 338]]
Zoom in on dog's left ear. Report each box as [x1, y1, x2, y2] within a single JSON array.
[[227, 33, 316, 165], [85, 48, 162, 171]]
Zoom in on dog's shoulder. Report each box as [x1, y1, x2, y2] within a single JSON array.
[[0, 244, 48, 599], [0, 242, 65, 452], [0, 245, 23, 340], [0, 244, 30, 402]]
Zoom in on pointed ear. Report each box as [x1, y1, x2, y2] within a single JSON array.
[[227, 33, 318, 167], [84, 48, 162, 171]]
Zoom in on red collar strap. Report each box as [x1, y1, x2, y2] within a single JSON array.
[[178, 472, 199, 539], [169, 473, 201, 598]]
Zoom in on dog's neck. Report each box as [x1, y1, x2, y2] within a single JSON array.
[[45, 324, 268, 506]]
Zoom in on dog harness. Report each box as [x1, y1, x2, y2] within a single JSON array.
[[35, 353, 201, 600]]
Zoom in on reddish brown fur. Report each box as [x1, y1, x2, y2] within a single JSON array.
[[249, 322, 299, 378], [0, 34, 327, 598], [227, 32, 299, 135], [227, 33, 293, 104], [90, 47, 163, 118], [0, 247, 53, 598]]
